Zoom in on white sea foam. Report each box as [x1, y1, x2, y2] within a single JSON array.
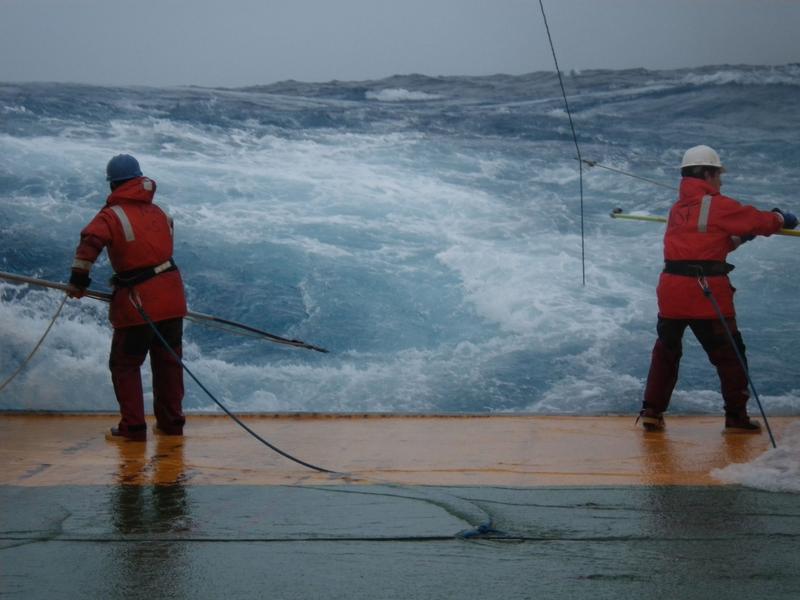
[[681, 66, 800, 87], [1, 104, 28, 114], [2, 73, 799, 414], [366, 88, 442, 102], [0, 285, 116, 411], [711, 422, 800, 493], [0, 123, 763, 414]]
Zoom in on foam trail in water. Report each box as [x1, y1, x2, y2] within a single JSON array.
[[2, 68, 800, 413]]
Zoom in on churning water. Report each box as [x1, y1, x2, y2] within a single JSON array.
[[2, 65, 800, 422]]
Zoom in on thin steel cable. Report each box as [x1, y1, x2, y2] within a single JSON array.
[[698, 276, 777, 448], [0, 294, 67, 393], [538, 0, 585, 285], [581, 158, 677, 191]]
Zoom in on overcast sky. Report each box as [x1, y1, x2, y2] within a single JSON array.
[[1, 0, 798, 87]]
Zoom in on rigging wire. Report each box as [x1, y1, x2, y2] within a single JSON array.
[[581, 158, 677, 191], [538, 0, 585, 285]]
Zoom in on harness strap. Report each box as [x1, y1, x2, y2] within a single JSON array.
[[663, 260, 734, 277], [111, 258, 177, 288]]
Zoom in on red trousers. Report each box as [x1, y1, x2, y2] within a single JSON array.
[[109, 318, 185, 435], [642, 317, 750, 417]]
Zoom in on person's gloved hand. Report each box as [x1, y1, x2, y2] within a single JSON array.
[[773, 208, 799, 230], [731, 234, 755, 248], [66, 284, 86, 299]]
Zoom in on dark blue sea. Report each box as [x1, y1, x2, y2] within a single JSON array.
[[2, 64, 800, 415]]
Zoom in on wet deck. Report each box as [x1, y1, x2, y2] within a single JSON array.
[[0, 413, 791, 487], [2, 414, 799, 599]]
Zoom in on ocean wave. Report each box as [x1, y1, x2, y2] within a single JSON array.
[[679, 64, 800, 87], [2, 66, 800, 413], [366, 88, 443, 102], [1, 104, 28, 114]]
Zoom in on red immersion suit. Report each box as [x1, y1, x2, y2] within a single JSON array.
[[71, 177, 187, 437]]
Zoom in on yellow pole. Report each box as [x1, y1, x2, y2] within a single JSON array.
[[609, 209, 800, 237]]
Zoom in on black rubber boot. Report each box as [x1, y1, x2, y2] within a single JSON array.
[[105, 425, 147, 442], [638, 409, 665, 432], [724, 413, 761, 433]]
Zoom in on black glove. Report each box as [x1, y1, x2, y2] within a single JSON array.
[[67, 270, 91, 298], [66, 284, 87, 299]]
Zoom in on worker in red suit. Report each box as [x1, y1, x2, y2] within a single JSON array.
[[67, 154, 187, 441], [640, 145, 797, 433]]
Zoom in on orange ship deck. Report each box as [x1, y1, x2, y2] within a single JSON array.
[[0, 413, 789, 487], [2, 413, 799, 599]]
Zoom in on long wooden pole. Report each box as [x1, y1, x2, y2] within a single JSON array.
[[0, 270, 328, 353]]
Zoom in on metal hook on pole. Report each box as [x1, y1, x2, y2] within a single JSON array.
[[581, 159, 678, 191]]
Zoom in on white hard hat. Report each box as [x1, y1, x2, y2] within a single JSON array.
[[681, 145, 725, 172]]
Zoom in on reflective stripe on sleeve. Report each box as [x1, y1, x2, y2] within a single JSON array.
[[156, 203, 174, 237], [697, 195, 712, 233], [72, 258, 94, 271], [109, 205, 135, 242]]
